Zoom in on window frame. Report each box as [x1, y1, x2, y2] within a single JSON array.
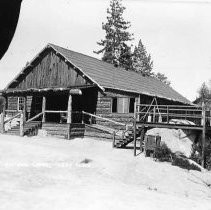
[[17, 97, 25, 111], [111, 97, 136, 114]]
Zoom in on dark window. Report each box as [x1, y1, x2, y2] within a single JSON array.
[[129, 98, 135, 113], [112, 98, 117, 113]]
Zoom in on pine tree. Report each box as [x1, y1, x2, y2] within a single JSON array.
[[94, 0, 133, 70], [155, 72, 171, 86], [118, 43, 133, 70], [132, 39, 153, 76], [198, 82, 210, 102]]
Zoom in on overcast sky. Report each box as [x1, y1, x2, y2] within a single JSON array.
[[1, 0, 211, 101]]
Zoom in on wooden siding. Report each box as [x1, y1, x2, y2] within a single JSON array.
[[9, 50, 92, 90]]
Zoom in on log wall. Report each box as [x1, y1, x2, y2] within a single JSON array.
[[95, 90, 139, 128]]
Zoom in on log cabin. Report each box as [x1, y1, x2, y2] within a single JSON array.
[[0, 43, 191, 139]]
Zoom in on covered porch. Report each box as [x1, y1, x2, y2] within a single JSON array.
[[0, 87, 98, 138]]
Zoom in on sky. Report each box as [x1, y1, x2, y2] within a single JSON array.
[[1, 0, 211, 101]]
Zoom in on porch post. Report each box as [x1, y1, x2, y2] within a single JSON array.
[[42, 96, 46, 123], [23, 96, 27, 122], [20, 111, 24, 137], [67, 93, 72, 124], [0, 101, 5, 134], [201, 102, 206, 168]]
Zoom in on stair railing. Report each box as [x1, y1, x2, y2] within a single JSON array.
[[4, 112, 21, 124], [20, 112, 44, 137], [26, 112, 44, 123], [82, 111, 129, 147], [1, 111, 22, 134]]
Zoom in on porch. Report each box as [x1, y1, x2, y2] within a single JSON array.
[[0, 87, 99, 138]]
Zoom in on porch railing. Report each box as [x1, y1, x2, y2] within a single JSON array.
[[135, 104, 211, 126]]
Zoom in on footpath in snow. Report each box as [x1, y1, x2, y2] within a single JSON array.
[[0, 135, 211, 210]]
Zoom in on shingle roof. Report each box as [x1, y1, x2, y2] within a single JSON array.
[[6, 43, 190, 104], [49, 44, 190, 104]]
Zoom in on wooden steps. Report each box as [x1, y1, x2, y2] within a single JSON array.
[[5, 121, 41, 136], [115, 128, 141, 148]]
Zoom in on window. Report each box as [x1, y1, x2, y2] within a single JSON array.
[[112, 98, 117, 113], [17, 97, 25, 111], [111, 97, 136, 113], [129, 98, 135, 113], [117, 98, 129, 113]]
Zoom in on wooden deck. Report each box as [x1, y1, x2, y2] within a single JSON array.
[[136, 122, 211, 131]]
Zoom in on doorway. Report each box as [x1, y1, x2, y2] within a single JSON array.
[[46, 93, 68, 122]]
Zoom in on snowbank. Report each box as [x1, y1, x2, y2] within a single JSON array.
[[146, 128, 194, 157]]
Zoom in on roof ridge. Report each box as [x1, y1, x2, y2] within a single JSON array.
[[48, 43, 142, 75], [5, 43, 190, 104], [48, 43, 190, 103]]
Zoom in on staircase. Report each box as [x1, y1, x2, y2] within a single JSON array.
[[115, 127, 141, 148], [85, 123, 141, 149], [5, 121, 42, 136]]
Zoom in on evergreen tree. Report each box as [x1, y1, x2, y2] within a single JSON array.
[[198, 82, 210, 102], [94, 0, 133, 70], [132, 39, 153, 76], [118, 43, 133, 70], [155, 72, 171, 86]]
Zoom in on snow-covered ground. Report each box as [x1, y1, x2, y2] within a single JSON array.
[[0, 135, 211, 210]]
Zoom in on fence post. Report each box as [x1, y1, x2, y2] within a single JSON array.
[[20, 112, 24, 137], [140, 126, 145, 153], [0, 105, 5, 134], [133, 117, 137, 157], [201, 102, 206, 168], [112, 131, 116, 148]]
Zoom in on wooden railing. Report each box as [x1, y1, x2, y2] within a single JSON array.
[[135, 103, 211, 126], [82, 111, 129, 147], [26, 112, 43, 123], [4, 112, 21, 124], [82, 111, 126, 127], [0, 111, 22, 134]]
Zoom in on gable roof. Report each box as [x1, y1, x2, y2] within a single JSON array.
[[6, 43, 191, 104]]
